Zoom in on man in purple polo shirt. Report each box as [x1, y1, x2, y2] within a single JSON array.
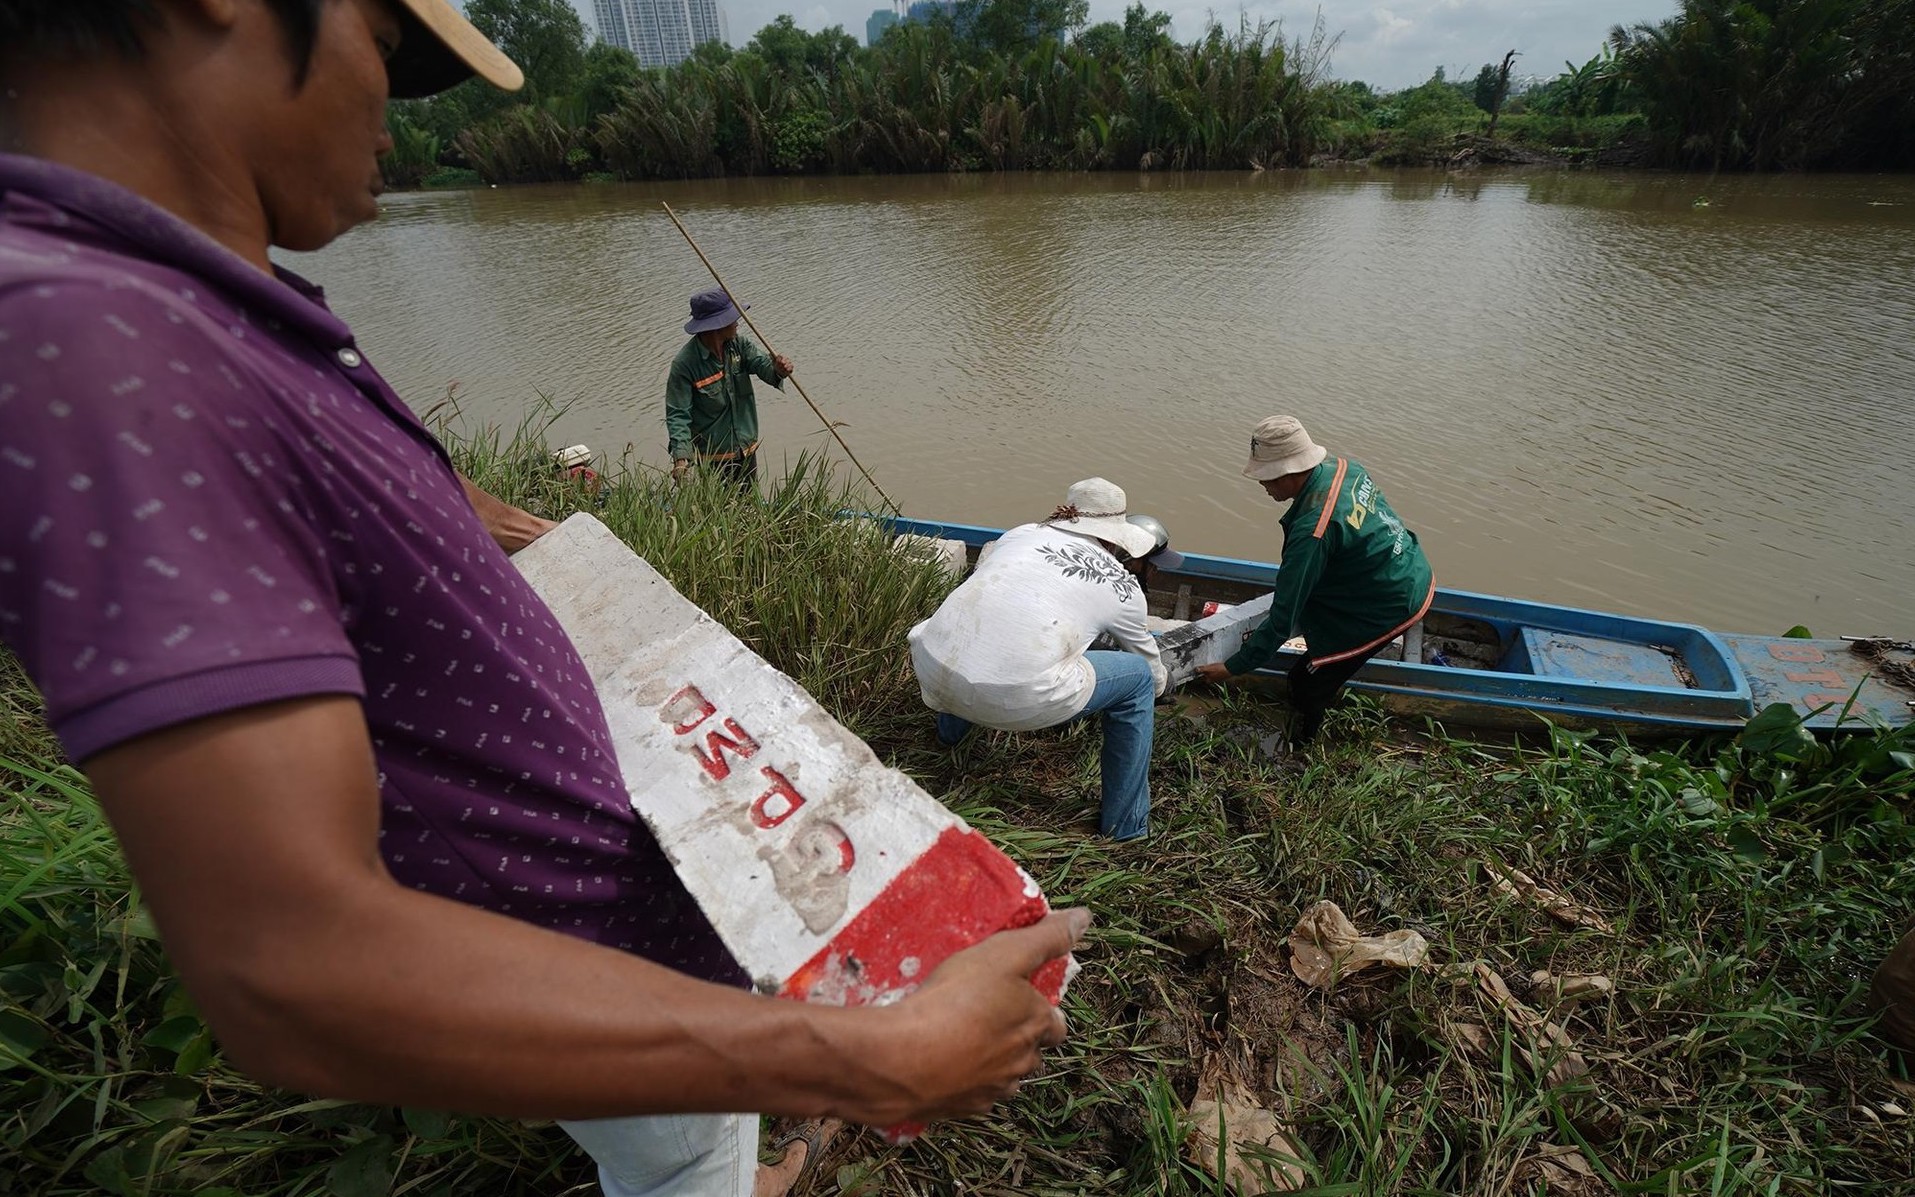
[[0, 2, 1084, 1194]]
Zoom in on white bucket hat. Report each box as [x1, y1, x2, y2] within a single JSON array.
[[1044, 478, 1160, 560], [1242, 415, 1328, 481]]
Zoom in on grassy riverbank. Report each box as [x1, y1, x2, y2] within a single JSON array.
[[3, 439, 1912, 1195]]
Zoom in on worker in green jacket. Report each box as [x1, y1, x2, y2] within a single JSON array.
[[1195, 415, 1435, 744], [665, 289, 792, 489]]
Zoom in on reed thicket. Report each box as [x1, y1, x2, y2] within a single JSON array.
[[407, 16, 1347, 185], [393, 0, 1915, 188]]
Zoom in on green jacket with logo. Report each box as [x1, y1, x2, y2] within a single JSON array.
[[665, 334, 783, 462], [1225, 457, 1435, 675]]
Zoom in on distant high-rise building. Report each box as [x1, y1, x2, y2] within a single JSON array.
[[594, 0, 724, 68], [690, 0, 721, 48], [866, 8, 898, 46]]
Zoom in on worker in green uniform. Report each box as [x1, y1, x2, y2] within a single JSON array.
[[1195, 415, 1435, 744], [665, 289, 792, 489]]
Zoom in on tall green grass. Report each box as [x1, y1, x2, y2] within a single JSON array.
[[445, 421, 951, 728], [0, 751, 592, 1196], [4, 420, 1912, 1194]]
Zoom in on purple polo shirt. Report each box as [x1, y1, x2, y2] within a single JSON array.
[[0, 155, 745, 987]]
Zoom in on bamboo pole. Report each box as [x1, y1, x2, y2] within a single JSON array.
[[661, 202, 902, 515]]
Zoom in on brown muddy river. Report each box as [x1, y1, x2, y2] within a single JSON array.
[[289, 169, 1915, 637]]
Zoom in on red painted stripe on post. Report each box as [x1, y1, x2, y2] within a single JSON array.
[[776, 824, 1066, 1141], [777, 824, 1057, 1005]]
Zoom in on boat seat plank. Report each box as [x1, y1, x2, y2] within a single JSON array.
[[1521, 629, 1691, 689]]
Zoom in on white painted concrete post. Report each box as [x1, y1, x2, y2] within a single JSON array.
[[1159, 592, 1275, 686], [513, 515, 1072, 1139], [891, 533, 970, 579]]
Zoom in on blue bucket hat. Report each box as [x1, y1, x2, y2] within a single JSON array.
[[684, 288, 748, 335]]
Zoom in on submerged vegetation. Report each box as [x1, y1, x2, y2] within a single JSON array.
[[4, 424, 1912, 1194], [384, 0, 1915, 189]]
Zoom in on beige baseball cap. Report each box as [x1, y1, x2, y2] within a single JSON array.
[[1241, 415, 1328, 481], [386, 0, 524, 98]]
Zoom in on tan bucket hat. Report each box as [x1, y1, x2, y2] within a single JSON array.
[[1242, 415, 1329, 482], [1044, 478, 1161, 560], [386, 0, 525, 99]]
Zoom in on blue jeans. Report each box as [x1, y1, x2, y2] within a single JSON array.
[[559, 1112, 755, 1197], [938, 651, 1155, 840]]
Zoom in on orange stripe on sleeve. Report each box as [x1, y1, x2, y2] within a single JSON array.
[[1310, 458, 1348, 539]]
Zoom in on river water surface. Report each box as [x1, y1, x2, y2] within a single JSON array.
[[290, 169, 1915, 636]]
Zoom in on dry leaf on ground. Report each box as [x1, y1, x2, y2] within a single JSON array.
[[1474, 963, 1590, 1087], [1447, 1021, 1497, 1058], [1481, 859, 1614, 933], [1185, 1072, 1306, 1195], [1529, 970, 1616, 1005], [1287, 900, 1428, 989], [1513, 1142, 1609, 1195]]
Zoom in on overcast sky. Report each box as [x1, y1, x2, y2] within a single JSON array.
[[572, 1, 1679, 90]]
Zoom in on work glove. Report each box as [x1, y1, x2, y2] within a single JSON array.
[[671, 459, 691, 487]]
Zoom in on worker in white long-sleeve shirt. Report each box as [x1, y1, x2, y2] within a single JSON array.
[[908, 479, 1183, 841]]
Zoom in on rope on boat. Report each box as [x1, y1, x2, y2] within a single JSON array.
[[661, 203, 903, 516]]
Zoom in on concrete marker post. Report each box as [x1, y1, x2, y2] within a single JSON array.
[[513, 514, 1074, 1140]]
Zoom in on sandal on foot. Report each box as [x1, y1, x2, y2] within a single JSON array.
[[766, 1118, 843, 1192]]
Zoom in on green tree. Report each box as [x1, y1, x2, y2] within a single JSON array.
[[1610, 0, 1877, 169], [397, 0, 588, 173], [576, 41, 640, 122], [1470, 63, 1498, 112], [1334, 80, 1378, 111], [381, 107, 443, 187], [954, 0, 1089, 55], [464, 0, 588, 104], [746, 15, 860, 79], [1846, 0, 1915, 164], [1393, 70, 1479, 121], [688, 39, 735, 67], [1472, 50, 1517, 135], [1120, 3, 1172, 56], [1529, 50, 1624, 118], [1073, 4, 1168, 60], [1073, 20, 1123, 59]]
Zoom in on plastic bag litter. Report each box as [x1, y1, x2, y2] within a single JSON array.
[[1287, 900, 1429, 988]]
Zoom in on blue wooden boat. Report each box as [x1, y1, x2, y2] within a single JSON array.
[[882, 516, 1915, 737]]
